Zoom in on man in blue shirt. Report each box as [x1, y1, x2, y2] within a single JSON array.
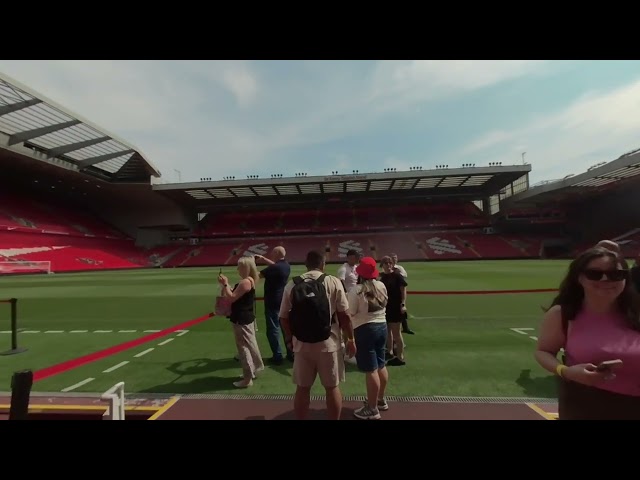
[[257, 246, 292, 365]]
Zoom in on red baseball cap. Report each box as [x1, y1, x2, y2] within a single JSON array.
[[356, 256, 380, 280]]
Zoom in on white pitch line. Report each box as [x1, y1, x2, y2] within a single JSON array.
[[158, 338, 174, 346], [0, 328, 189, 334], [61, 377, 95, 392], [510, 327, 535, 335], [103, 361, 129, 373], [134, 348, 154, 358], [529, 336, 538, 341]]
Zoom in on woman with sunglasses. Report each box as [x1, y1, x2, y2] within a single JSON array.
[[534, 246, 640, 419]]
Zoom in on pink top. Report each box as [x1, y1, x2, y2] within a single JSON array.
[[565, 309, 640, 397]]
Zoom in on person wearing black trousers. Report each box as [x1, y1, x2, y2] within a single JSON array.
[[390, 254, 414, 335]]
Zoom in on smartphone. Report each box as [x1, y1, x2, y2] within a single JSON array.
[[219, 268, 222, 275], [596, 359, 623, 372]]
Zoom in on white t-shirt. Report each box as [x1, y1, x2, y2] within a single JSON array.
[[337, 263, 359, 292], [347, 280, 388, 330], [395, 264, 407, 278]]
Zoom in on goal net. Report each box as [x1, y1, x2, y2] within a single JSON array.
[[0, 260, 52, 275]]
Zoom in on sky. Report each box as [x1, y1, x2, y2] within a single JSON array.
[[1, 60, 640, 186]]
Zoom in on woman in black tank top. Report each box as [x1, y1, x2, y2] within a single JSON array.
[[218, 256, 264, 388]]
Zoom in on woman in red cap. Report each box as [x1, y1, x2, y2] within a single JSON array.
[[348, 256, 390, 420]]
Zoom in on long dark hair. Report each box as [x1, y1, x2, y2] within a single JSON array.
[[547, 247, 640, 331]]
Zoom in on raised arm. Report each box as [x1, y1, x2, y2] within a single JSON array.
[[218, 276, 252, 303]]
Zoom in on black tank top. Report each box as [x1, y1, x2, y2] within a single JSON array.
[[230, 280, 256, 326]]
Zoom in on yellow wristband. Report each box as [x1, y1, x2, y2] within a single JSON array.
[[556, 364, 567, 377]]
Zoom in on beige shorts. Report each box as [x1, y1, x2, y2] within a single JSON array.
[[293, 350, 345, 388]]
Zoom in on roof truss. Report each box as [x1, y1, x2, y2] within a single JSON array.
[[0, 72, 160, 182], [504, 149, 640, 207], [182, 174, 500, 200]]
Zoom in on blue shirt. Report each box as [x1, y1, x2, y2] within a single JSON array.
[[261, 259, 291, 309]]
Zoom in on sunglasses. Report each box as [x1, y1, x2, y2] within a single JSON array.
[[582, 268, 628, 282]]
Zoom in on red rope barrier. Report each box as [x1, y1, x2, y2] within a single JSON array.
[[33, 312, 214, 382]]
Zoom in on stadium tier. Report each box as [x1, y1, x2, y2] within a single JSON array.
[[196, 203, 488, 237], [0, 185, 547, 271], [162, 231, 546, 267], [0, 191, 184, 272]]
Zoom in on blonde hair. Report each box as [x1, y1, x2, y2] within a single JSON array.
[[238, 256, 260, 283]]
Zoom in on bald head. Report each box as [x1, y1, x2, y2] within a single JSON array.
[[596, 240, 620, 254], [271, 246, 286, 260]]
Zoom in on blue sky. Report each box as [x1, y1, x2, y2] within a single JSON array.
[[1, 60, 640, 185]]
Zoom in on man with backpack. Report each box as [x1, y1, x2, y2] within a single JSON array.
[[279, 250, 356, 420]]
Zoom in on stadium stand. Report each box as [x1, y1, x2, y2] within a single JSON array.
[[1, 70, 640, 274], [500, 148, 640, 258]]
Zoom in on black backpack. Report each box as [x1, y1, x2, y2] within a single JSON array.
[[289, 274, 332, 343]]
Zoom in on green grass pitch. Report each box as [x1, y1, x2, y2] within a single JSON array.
[[0, 259, 569, 398]]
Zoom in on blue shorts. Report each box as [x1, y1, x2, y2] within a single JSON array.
[[354, 322, 388, 373]]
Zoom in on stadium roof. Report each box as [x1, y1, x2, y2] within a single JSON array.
[[0, 71, 160, 182], [154, 164, 532, 209], [502, 148, 640, 207]]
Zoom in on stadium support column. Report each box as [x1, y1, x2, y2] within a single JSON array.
[[482, 197, 491, 214]]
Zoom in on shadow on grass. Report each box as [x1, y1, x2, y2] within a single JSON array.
[[516, 369, 557, 398], [140, 357, 291, 394], [140, 357, 242, 394]]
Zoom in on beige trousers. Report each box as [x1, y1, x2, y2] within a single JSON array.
[[233, 322, 264, 379]]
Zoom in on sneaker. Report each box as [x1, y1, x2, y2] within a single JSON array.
[[387, 357, 406, 366], [353, 405, 381, 420], [362, 398, 389, 411]]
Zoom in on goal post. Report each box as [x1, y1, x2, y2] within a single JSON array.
[[0, 260, 52, 276]]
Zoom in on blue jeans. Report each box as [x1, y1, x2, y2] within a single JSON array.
[[265, 306, 292, 360], [354, 322, 388, 372]]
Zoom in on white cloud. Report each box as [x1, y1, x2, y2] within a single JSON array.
[[367, 60, 547, 111], [452, 78, 640, 182], [0, 60, 267, 179], [221, 67, 258, 107], [0, 60, 554, 182]]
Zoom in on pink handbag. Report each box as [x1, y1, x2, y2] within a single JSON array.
[[215, 295, 232, 317]]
